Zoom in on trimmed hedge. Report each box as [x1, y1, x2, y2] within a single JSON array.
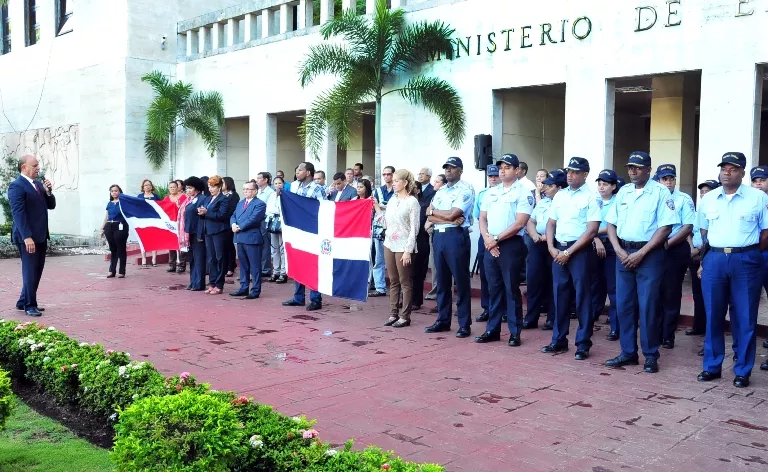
[[0, 319, 443, 471], [0, 367, 13, 430]]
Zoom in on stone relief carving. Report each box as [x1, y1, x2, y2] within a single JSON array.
[[0, 124, 80, 191]]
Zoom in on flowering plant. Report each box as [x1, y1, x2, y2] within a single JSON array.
[[0, 367, 14, 431]]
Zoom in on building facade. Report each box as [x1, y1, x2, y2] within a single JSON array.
[[0, 0, 766, 236]]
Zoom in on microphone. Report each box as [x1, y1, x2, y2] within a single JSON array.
[[38, 171, 51, 192]]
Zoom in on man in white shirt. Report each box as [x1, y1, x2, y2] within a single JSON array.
[[255, 172, 276, 277], [517, 161, 537, 192]]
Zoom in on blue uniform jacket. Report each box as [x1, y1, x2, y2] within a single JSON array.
[[197, 194, 236, 236], [9, 175, 56, 244], [230, 198, 267, 245]]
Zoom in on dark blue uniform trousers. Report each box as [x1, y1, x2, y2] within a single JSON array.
[[16, 241, 47, 310], [761, 251, 768, 298], [188, 236, 207, 290], [205, 232, 228, 289], [484, 236, 525, 335], [592, 238, 618, 332], [701, 249, 762, 377], [523, 234, 553, 326], [551, 241, 595, 350], [434, 227, 471, 330], [237, 243, 263, 297], [616, 246, 664, 360], [476, 236, 489, 311], [661, 242, 691, 343]]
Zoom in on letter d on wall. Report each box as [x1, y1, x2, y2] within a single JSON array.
[[635, 6, 657, 32]]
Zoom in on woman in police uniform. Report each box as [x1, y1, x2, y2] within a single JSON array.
[[592, 170, 622, 340], [100, 184, 129, 278]]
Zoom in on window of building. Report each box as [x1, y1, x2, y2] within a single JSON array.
[[1, 5, 10, 55], [25, 0, 39, 46], [56, 0, 72, 36]]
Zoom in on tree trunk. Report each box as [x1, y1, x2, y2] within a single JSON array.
[[168, 129, 177, 182], [374, 99, 382, 188]]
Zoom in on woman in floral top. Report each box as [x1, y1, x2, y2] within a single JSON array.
[[373, 169, 420, 328]]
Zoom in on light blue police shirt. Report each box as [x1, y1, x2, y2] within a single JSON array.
[[531, 196, 553, 235], [598, 194, 616, 231], [547, 184, 601, 242], [473, 186, 490, 220], [692, 219, 703, 248], [605, 179, 679, 242], [480, 180, 533, 236], [667, 189, 696, 239], [696, 184, 768, 248], [432, 179, 475, 230]]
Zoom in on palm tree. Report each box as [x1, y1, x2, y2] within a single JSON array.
[[142, 71, 225, 181], [299, 0, 465, 184]]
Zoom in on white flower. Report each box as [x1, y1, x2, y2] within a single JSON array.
[[43, 356, 50, 362], [132, 394, 139, 400], [325, 449, 338, 456], [118, 366, 127, 376], [79, 342, 89, 347], [30, 344, 39, 352], [78, 374, 83, 380], [109, 413, 117, 421], [84, 386, 89, 392], [292, 416, 302, 423], [132, 363, 142, 370], [48, 326, 56, 331], [125, 353, 131, 358], [249, 435, 264, 448], [0, 319, 5, 323]]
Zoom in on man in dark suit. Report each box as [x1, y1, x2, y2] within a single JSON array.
[[229, 180, 267, 299], [9, 155, 56, 317], [418, 167, 435, 201], [327, 172, 358, 202]]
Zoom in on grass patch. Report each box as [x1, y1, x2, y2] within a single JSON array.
[[0, 400, 113, 472]]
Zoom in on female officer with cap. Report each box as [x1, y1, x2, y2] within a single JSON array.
[[592, 169, 621, 341]]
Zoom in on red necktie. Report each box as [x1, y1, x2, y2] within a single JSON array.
[[244, 199, 249, 209], [34, 181, 43, 198]]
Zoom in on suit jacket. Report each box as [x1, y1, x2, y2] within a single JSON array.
[[197, 194, 235, 236], [184, 194, 204, 237], [421, 183, 435, 205], [328, 184, 358, 202], [230, 198, 267, 245], [9, 175, 56, 244]]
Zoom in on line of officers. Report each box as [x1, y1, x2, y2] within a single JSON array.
[[422, 151, 768, 388]]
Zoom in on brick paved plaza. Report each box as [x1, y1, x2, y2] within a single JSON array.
[[1, 255, 768, 471]]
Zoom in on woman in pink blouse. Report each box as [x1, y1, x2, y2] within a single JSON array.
[[164, 181, 189, 273], [373, 169, 420, 328]]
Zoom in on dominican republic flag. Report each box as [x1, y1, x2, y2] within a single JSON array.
[[281, 191, 373, 302], [119, 195, 180, 252]]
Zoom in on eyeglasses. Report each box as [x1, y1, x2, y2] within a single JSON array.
[[383, 173, 393, 176]]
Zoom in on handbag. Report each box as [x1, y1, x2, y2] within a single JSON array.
[[372, 187, 387, 241], [267, 214, 282, 233]]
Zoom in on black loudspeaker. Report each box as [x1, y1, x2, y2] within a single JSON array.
[[474, 134, 492, 170]]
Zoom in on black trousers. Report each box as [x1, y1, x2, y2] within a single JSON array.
[[689, 258, 706, 333], [411, 233, 431, 306], [225, 230, 236, 273], [104, 221, 128, 275]]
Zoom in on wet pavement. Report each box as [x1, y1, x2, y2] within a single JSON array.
[[1, 255, 768, 471]]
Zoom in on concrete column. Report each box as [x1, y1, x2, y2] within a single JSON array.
[[306, 129, 336, 175], [563, 74, 614, 172], [297, 0, 307, 28], [185, 32, 194, 56], [697, 68, 763, 184], [8, 0, 25, 48], [227, 19, 238, 46], [280, 4, 294, 34], [244, 13, 256, 41], [212, 23, 223, 50], [320, 0, 334, 24], [250, 113, 277, 175], [37, 0, 55, 42], [366, 0, 376, 14], [649, 75, 697, 196], [198, 27, 207, 53], [261, 9, 273, 39], [342, 0, 354, 11]]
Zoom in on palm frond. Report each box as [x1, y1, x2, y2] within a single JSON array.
[[184, 115, 222, 157], [320, 8, 373, 58], [144, 135, 169, 170], [298, 43, 357, 87], [183, 91, 225, 127], [146, 96, 179, 141], [372, 0, 405, 87], [396, 76, 466, 149], [141, 71, 173, 96], [388, 20, 455, 74]]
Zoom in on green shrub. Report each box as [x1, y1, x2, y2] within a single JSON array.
[[0, 221, 11, 236], [111, 390, 247, 472], [0, 320, 69, 376], [0, 367, 14, 430], [24, 339, 105, 405]]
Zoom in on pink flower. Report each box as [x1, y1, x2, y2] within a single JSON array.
[[302, 429, 319, 439], [106, 349, 114, 356], [60, 365, 68, 372], [180, 372, 191, 380], [381, 464, 391, 470]]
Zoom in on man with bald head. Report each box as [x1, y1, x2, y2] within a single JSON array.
[[9, 155, 55, 317]]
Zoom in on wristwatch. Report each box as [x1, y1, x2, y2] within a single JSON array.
[[493, 235, 499, 242], [562, 249, 570, 257]]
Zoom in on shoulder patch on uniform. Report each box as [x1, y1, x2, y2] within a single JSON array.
[[598, 200, 603, 209], [462, 193, 471, 203], [527, 196, 534, 206], [666, 199, 675, 211]]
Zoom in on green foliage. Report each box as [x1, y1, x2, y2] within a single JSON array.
[[0, 221, 10, 236], [0, 368, 14, 431], [153, 185, 169, 200], [111, 391, 247, 472]]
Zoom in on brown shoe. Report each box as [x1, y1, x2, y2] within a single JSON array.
[[106, 273, 116, 278]]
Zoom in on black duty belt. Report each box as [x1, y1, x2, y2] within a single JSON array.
[[557, 240, 576, 247], [710, 244, 759, 254], [620, 240, 648, 250]]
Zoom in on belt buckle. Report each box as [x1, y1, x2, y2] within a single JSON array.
[[437, 228, 445, 233], [724, 247, 732, 254], [560, 242, 568, 247]]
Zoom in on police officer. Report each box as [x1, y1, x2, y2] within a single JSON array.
[[605, 152, 678, 373], [541, 157, 601, 360], [592, 169, 621, 341], [523, 170, 566, 330], [474, 154, 533, 346], [473, 164, 502, 322], [749, 166, 768, 372], [656, 164, 695, 349], [425, 157, 475, 337], [696, 153, 768, 388]]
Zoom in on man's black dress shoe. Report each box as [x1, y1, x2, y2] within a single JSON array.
[[411, 305, 421, 311], [508, 334, 521, 347], [229, 291, 248, 297], [17, 306, 44, 312], [424, 323, 451, 333], [475, 311, 489, 322], [282, 299, 303, 307], [306, 301, 322, 311], [522, 320, 537, 329], [697, 371, 721, 382], [643, 359, 659, 373], [25, 308, 42, 317], [474, 331, 500, 343], [541, 343, 568, 353], [245, 295, 260, 300], [541, 321, 553, 331], [605, 354, 639, 368], [574, 350, 589, 360], [733, 376, 750, 388], [760, 362, 768, 371], [685, 329, 704, 336], [606, 331, 619, 341], [456, 327, 471, 338], [661, 340, 674, 349], [763, 339, 768, 349]]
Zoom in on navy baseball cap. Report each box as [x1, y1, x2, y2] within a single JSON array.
[[616, 177, 626, 189], [626, 152, 652, 168], [442, 156, 463, 169], [751, 166, 768, 180], [718, 152, 747, 168], [697, 179, 720, 190], [564, 157, 590, 172], [543, 169, 566, 186], [595, 169, 618, 184], [656, 164, 677, 179], [486, 164, 499, 176], [651, 173, 659, 182], [496, 153, 520, 167]]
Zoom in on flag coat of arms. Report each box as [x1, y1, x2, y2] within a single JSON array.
[[280, 191, 373, 302], [119, 195, 180, 252]]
